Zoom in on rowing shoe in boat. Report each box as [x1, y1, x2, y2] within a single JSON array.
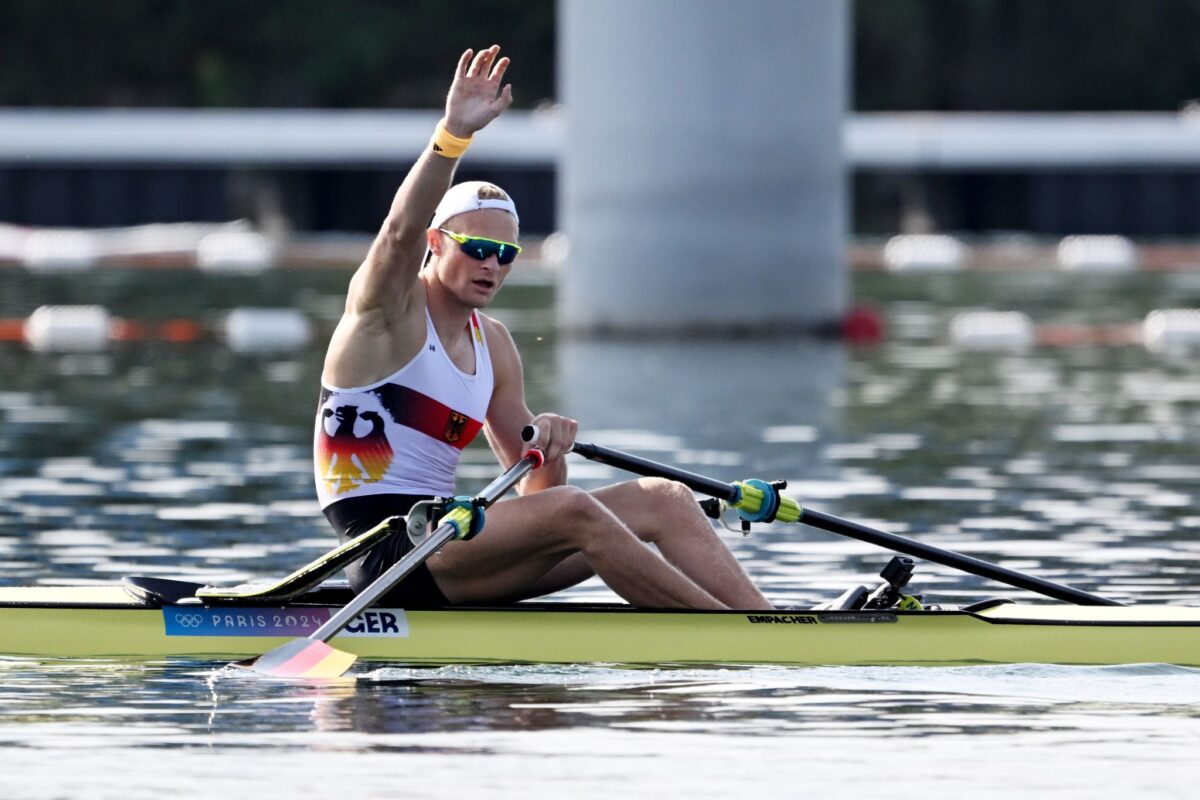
[[2, 565, 1197, 667]]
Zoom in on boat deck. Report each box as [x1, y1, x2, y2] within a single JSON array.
[[1, 582, 1198, 666]]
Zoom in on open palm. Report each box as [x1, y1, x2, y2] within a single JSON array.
[[444, 46, 514, 137]]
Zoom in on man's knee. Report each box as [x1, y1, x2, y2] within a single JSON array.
[[538, 485, 610, 534], [636, 477, 695, 508], [616, 478, 700, 542]]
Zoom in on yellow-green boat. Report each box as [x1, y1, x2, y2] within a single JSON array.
[[1, 579, 1198, 667]]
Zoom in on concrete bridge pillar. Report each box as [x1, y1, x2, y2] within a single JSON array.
[[558, 0, 848, 334]]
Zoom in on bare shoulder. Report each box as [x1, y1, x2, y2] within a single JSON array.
[[477, 311, 516, 347], [478, 312, 523, 381]]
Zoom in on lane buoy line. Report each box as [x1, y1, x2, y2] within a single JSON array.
[[1, 305, 313, 354], [4, 305, 1198, 355], [950, 309, 1200, 353]]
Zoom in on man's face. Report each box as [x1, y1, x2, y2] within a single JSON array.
[[430, 208, 519, 308]]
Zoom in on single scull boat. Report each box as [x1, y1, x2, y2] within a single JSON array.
[[1, 575, 1197, 667], [4, 442, 1196, 672]]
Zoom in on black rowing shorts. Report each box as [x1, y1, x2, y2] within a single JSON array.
[[323, 493, 451, 609]]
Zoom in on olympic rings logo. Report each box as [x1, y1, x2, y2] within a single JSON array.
[[174, 613, 205, 629]]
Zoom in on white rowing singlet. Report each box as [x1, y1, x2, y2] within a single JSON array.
[[314, 310, 493, 508]]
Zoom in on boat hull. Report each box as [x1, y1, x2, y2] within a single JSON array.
[[2, 586, 1199, 666]]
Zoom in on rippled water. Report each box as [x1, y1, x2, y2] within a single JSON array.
[[1, 266, 1199, 797]]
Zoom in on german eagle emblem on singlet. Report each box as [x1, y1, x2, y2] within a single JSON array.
[[317, 405, 394, 495], [444, 411, 468, 443]]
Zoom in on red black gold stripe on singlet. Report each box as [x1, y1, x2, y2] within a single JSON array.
[[373, 383, 483, 448]]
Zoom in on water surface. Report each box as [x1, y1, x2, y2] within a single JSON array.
[[1, 266, 1198, 797]]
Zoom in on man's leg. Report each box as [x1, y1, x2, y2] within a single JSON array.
[[425, 485, 728, 609], [591, 477, 773, 610]]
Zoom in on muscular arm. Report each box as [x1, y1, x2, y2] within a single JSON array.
[[323, 46, 514, 386], [482, 318, 575, 494], [350, 149, 459, 318], [353, 47, 512, 315]]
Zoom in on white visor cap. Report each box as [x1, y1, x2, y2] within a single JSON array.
[[430, 181, 520, 230]]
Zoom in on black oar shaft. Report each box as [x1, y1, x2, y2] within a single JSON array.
[[570, 441, 1123, 607], [798, 507, 1121, 606], [571, 442, 740, 503]]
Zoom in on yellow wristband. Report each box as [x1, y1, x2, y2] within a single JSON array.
[[431, 121, 472, 159]]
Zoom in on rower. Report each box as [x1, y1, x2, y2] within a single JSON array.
[[314, 45, 773, 611]]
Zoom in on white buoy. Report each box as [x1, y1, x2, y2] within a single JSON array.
[[883, 234, 967, 272], [1143, 309, 1200, 353], [99, 222, 242, 259], [22, 231, 99, 272], [196, 231, 277, 274], [950, 311, 1035, 351], [0, 224, 27, 262], [222, 308, 312, 353], [1056, 235, 1137, 272], [23, 305, 113, 352]]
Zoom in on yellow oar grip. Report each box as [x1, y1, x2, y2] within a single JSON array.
[[732, 481, 803, 524], [438, 506, 475, 540], [775, 496, 803, 523], [732, 482, 764, 514]]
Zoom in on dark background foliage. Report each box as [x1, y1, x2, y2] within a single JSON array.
[[0, 0, 557, 107], [2, 0, 1197, 110]]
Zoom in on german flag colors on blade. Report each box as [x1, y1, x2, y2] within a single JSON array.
[[248, 639, 358, 678]]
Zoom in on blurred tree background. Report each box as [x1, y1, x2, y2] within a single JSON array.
[[856, 0, 1200, 111], [3, 0, 1198, 235], [1, 0, 1197, 111], [0, 0, 557, 108]]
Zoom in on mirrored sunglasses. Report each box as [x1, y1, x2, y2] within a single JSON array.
[[439, 229, 522, 266]]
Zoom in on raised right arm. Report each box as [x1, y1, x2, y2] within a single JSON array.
[[322, 47, 514, 386], [349, 46, 514, 317]]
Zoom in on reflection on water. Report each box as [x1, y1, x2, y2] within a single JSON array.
[[558, 337, 845, 450], [1, 267, 1200, 796], [1, 657, 1199, 798], [2, 657, 1198, 741]]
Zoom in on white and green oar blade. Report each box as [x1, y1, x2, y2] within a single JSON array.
[[245, 638, 358, 678]]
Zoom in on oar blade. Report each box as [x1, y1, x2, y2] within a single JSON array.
[[248, 638, 357, 678]]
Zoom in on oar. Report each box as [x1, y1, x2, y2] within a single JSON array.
[[197, 514, 406, 603], [243, 446, 545, 678], [559, 435, 1122, 607]]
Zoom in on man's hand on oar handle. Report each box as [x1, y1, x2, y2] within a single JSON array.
[[521, 414, 578, 464]]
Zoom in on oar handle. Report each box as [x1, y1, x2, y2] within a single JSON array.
[[568, 439, 1123, 607]]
